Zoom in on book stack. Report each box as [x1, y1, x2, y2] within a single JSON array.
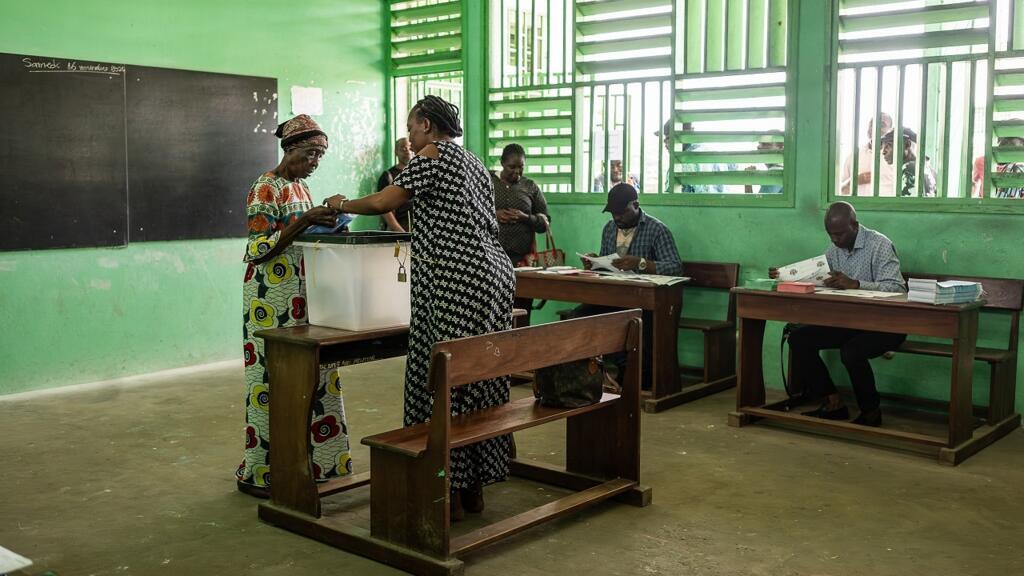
[[777, 281, 815, 293], [907, 278, 983, 304]]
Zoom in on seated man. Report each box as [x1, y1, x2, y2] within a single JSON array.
[[770, 201, 906, 427], [572, 183, 683, 388]]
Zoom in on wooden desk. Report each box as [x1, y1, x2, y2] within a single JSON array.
[[729, 288, 1020, 465], [255, 324, 409, 516], [515, 271, 690, 413]]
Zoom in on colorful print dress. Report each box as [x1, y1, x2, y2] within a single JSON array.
[[237, 172, 352, 488], [392, 141, 516, 490]]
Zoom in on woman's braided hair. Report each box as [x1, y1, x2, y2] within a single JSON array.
[[412, 95, 463, 138]]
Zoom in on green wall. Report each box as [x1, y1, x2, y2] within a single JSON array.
[[485, 1, 1024, 412], [0, 0, 386, 395]]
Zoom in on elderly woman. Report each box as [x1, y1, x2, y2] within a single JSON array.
[[325, 96, 515, 520], [238, 115, 352, 498], [490, 143, 549, 325]]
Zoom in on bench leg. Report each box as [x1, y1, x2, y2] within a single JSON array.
[[988, 358, 1017, 423], [704, 327, 737, 385], [369, 448, 450, 559], [566, 396, 642, 503]]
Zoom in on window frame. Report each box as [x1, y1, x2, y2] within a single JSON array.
[[823, 0, 1024, 215], [481, 0, 799, 208]]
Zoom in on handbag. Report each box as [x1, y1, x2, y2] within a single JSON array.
[[518, 227, 565, 269], [532, 357, 607, 408]]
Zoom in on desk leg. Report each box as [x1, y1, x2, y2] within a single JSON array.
[[642, 286, 684, 413], [265, 341, 321, 517], [946, 310, 978, 449], [729, 317, 766, 427]]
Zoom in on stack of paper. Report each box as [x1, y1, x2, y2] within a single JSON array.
[[907, 278, 982, 304]]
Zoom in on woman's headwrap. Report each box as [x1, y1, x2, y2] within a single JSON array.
[[275, 114, 328, 151]]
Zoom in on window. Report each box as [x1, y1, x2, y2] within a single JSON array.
[[486, 0, 792, 199], [830, 0, 1024, 205], [389, 1, 464, 150]]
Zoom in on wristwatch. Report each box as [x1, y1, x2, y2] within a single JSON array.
[[638, 257, 648, 272]]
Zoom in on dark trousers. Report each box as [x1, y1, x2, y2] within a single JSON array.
[[788, 325, 907, 412], [567, 304, 653, 389], [513, 297, 533, 328]]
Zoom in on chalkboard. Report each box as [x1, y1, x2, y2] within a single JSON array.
[[0, 51, 278, 251], [0, 54, 128, 250], [126, 67, 277, 242]]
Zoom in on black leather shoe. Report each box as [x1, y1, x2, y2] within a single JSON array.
[[852, 407, 882, 427], [802, 403, 850, 420]]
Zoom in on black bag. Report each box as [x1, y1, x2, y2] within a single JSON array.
[[533, 357, 606, 408]]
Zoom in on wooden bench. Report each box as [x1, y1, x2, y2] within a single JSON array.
[[897, 273, 1023, 423], [677, 261, 740, 396], [259, 310, 650, 576]]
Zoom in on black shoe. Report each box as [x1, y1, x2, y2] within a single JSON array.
[[802, 403, 850, 420], [852, 408, 882, 427]]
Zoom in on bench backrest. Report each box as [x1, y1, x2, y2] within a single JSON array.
[[682, 261, 740, 322], [682, 261, 740, 289], [904, 272, 1024, 352], [431, 309, 642, 388], [421, 310, 642, 457]]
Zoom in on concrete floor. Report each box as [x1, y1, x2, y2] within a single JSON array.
[[2, 358, 1023, 576]]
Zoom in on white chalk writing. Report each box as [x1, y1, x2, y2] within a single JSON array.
[[22, 57, 123, 76]]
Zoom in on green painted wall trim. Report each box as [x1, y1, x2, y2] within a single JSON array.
[[0, 0, 386, 395], [462, 0, 488, 158]]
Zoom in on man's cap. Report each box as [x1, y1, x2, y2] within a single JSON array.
[[603, 182, 639, 213], [881, 127, 917, 144]]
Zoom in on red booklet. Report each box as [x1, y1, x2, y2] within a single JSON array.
[[777, 281, 815, 293]]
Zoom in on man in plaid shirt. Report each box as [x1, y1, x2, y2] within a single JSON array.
[[585, 183, 683, 275], [571, 183, 683, 389]]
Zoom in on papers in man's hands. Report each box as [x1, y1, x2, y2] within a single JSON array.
[[576, 252, 621, 272], [778, 255, 831, 286], [0, 545, 32, 573]]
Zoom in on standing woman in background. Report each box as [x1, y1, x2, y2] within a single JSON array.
[[325, 96, 515, 520], [238, 115, 353, 498], [377, 137, 414, 231], [490, 143, 549, 325]]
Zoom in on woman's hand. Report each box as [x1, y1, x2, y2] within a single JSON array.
[[303, 205, 338, 227], [496, 208, 529, 224], [323, 194, 347, 211]]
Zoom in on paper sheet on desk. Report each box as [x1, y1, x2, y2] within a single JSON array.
[[0, 545, 32, 573], [814, 288, 903, 299], [778, 255, 830, 286], [592, 271, 688, 286], [576, 252, 621, 272]]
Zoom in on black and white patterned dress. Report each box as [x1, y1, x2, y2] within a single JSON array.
[[392, 140, 515, 489]]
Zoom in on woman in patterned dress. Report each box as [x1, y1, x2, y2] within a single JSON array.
[[237, 115, 354, 498], [325, 96, 515, 520]]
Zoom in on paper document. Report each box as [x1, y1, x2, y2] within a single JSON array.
[[778, 255, 831, 286], [576, 252, 621, 272], [593, 272, 689, 286], [814, 288, 903, 299], [0, 545, 32, 573]]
